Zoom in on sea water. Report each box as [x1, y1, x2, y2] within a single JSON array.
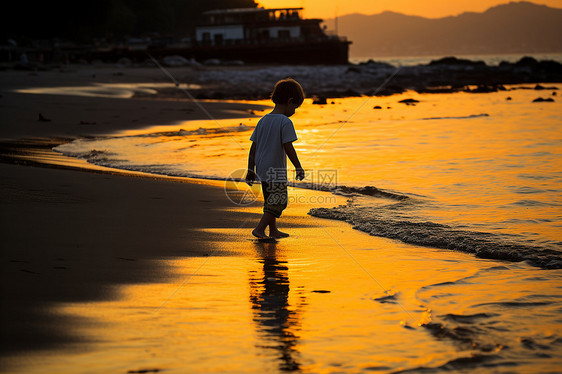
[[30, 80, 561, 373], [54, 84, 562, 267]]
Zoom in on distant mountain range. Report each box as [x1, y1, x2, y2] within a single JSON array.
[[323, 1, 562, 58]]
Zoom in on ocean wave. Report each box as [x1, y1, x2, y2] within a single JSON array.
[[283, 182, 415, 201], [52, 136, 562, 271], [308, 205, 562, 269], [140, 123, 253, 138], [419, 113, 490, 121], [509, 199, 561, 207], [371, 290, 400, 304], [396, 308, 511, 371], [65, 149, 121, 164], [408, 265, 562, 373], [332, 185, 413, 200], [442, 312, 501, 324], [392, 353, 510, 373], [472, 300, 554, 308]]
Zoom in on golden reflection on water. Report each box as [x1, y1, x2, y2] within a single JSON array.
[[15, 85, 561, 372], [16, 83, 200, 99], [249, 242, 305, 371], [54, 84, 562, 243], [10, 211, 560, 373]]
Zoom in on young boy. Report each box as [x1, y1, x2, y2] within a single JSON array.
[[246, 78, 305, 239]]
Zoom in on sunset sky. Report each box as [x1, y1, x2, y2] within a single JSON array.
[[257, 0, 562, 19]]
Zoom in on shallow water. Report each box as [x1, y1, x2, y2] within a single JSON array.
[[8, 81, 562, 373], [16, 82, 200, 99], [5, 199, 561, 373], [54, 84, 562, 265]]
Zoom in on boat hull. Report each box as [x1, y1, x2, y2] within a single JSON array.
[[90, 39, 351, 65]]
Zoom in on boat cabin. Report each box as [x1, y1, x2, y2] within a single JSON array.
[[195, 7, 328, 46]]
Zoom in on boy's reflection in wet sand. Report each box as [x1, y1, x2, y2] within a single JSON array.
[[249, 242, 306, 371]]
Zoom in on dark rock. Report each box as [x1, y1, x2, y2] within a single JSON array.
[[532, 97, 555, 102], [416, 86, 463, 94], [373, 105, 382, 109], [358, 59, 395, 69], [398, 98, 420, 105], [38, 113, 51, 122], [427, 56, 486, 67], [466, 85, 498, 93], [537, 60, 562, 73], [515, 56, 539, 67], [312, 95, 327, 105], [534, 84, 558, 90], [497, 57, 562, 75], [506, 97, 512, 101]]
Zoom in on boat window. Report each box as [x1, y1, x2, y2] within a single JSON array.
[[278, 29, 291, 40]]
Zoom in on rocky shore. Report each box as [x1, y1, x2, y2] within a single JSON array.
[[165, 56, 562, 100], [4, 56, 560, 102]]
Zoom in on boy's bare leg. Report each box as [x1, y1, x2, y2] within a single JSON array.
[[269, 219, 290, 238], [252, 212, 276, 238]]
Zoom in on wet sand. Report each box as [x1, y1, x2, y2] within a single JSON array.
[[0, 162, 251, 352], [3, 159, 560, 373], [1, 66, 561, 373], [0, 66, 273, 366]]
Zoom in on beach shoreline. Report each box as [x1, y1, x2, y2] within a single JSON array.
[[3, 158, 561, 373], [3, 54, 561, 102], [0, 66, 269, 365], [0, 65, 344, 369], [1, 65, 561, 373]]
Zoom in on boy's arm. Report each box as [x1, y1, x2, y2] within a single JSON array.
[[245, 142, 256, 185], [283, 142, 305, 180]]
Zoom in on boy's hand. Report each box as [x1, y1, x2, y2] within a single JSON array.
[[295, 167, 305, 181], [245, 169, 256, 186]]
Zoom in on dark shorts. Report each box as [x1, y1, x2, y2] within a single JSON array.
[[261, 181, 288, 218]]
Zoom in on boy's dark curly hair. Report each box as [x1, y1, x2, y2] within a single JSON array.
[[271, 78, 305, 106]]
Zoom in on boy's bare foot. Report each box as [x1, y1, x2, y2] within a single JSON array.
[[252, 229, 268, 239], [270, 230, 290, 238]]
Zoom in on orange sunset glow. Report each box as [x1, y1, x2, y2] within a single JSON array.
[[1, 0, 562, 373], [258, 0, 562, 18]]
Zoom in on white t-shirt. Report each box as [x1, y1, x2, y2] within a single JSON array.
[[250, 113, 298, 182]]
